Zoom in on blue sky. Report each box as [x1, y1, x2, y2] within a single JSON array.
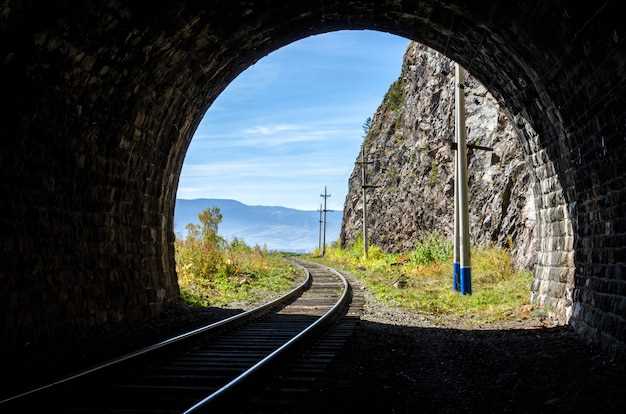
[[177, 30, 409, 211]]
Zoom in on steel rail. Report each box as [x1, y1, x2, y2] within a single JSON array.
[[183, 260, 350, 412], [0, 264, 312, 406]]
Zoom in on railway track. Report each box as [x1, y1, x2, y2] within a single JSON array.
[[0, 260, 353, 413]]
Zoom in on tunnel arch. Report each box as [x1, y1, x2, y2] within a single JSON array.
[[1, 1, 623, 352]]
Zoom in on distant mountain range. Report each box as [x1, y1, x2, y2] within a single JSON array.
[[174, 199, 342, 253]]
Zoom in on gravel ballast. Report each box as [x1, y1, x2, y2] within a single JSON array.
[[302, 270, 626, 413]]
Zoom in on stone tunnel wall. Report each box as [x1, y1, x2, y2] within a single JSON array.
[[1, 1, 626, 353], [513, 113, 575, 324]]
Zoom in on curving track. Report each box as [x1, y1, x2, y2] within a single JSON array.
[[0, 260, 352, 413]]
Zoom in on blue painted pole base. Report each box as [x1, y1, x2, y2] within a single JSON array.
[[453, 262, 460, 292], [460, 266, 472, 295]]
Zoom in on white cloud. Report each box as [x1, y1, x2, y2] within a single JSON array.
[[175, 30, 410, 210], [243, 123, 301, 136], [181, 156, 348, 179], [193, 119, 362, 149]]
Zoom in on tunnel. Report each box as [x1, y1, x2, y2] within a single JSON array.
[[1, 1, 624, 353]]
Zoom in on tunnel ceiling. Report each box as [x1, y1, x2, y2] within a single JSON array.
[[1, 1, 625, 352]]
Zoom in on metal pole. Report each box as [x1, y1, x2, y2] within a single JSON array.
[[361, 146, 368, 258], [455, 63, 472, 295]]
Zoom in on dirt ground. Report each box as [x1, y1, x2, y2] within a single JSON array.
[[299, 277, 626, 414], [5, 273, 625, 413], [308, 321, 625, 413]]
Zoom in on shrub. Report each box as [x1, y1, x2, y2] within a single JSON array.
[[385, 80, 404, 112], [410, 232, 452, 265], [428, 161, 439, 187], [175, 207, 296, 307], [230, 237, 251, 252], [310, 236, 535, 326], [472, 246, 515, 283]]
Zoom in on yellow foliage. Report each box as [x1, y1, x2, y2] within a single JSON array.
[[311, 233, 533, 326], [175, 235, 296, 307]]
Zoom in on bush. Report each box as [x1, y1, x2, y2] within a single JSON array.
[[309, 232, 533, 326], [385, 80, 404, 111], [410, 232, 452, 265], [472, 246, 515, 283], [349, 234, 365, 257], [175, 208, 296, 307], [230, 237, 251, 252]]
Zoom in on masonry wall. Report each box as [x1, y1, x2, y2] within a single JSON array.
[[1, 1, 625, 352], [513, 114, 575, 324]]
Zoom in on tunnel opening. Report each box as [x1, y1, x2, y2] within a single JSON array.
[[2, 2, 624, 358], [172, 30, 550, 325]]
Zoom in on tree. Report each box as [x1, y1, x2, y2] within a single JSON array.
[[362, 116, 372, 138], [198, 207, 223, 245], [185, 223, 200, 242]]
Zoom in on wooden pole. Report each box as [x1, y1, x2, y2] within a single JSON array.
[[355, 144, 379, 258], [320, 186, 331, 256], [361, 146, 369, 258], [318, 203, 323, 255]]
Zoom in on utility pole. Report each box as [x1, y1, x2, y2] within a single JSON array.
[[449, 65, 493, 294], [453, 117, 460, 292], [356, 144, 379, 258], [454, 63, 472, 295], [320, 186, 331, 256], [318, 203, 323, 255]]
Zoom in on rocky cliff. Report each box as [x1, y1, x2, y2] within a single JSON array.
[[340, 42, 536, 269]]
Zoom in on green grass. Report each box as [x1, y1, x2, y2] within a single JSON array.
[[176, 239, 299, 308], [384, 79, 404, 112], [309, 233, 534, 326]]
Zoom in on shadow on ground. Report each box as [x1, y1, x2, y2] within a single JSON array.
[[5, 309, 625, 413], [305, 319, 625, 413], [1, 304, 243, 399]]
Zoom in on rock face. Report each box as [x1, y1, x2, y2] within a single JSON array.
[[340, 42, 536, 269]]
